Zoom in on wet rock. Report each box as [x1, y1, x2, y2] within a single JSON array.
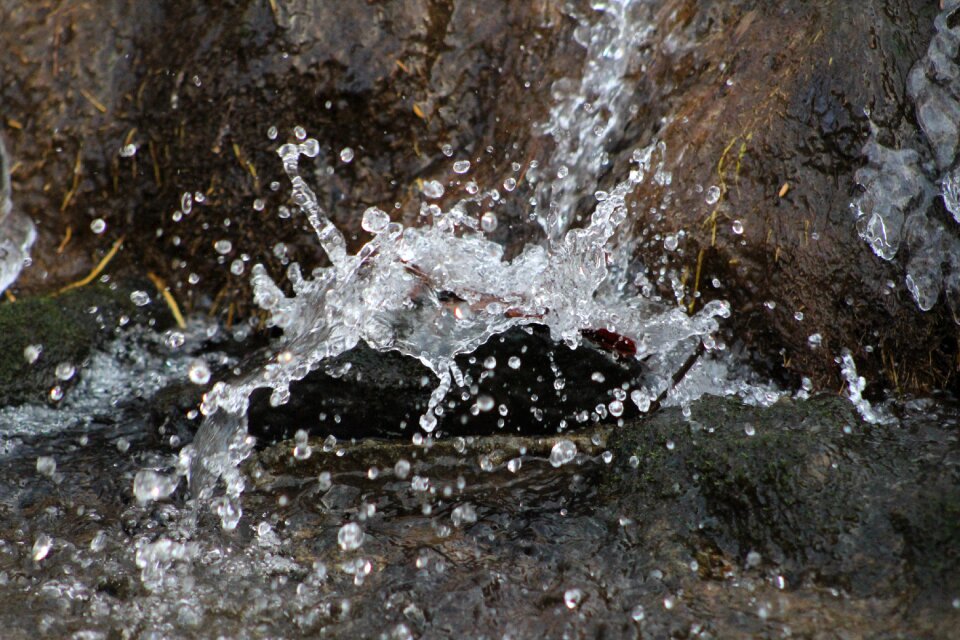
[[605, 394, 960, 609], [246, 326, 651, 442], [0, 0, 580, 311], [595, 0, 955, 391]]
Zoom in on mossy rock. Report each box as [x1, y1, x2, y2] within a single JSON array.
[[0, 285, 152, 406]]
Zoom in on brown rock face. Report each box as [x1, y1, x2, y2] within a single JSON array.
[[1, 0, 955, 392], [604, 0, 955, 391]]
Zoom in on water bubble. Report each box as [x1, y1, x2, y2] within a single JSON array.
[[422, 180, 445, 199], [732, 220, 744, 235], [503, 177, 517, 192], [90, 218, 106, 234], [361, 207, 390, 234], [130, 290, 150, 306], [508, 356, 521, 369], [187, 359, 211, 385], [451, 504, 477, 527], [133, 470, 179, 503], [564, 588, 583, 609], [340, 147, 355, 163], [705, 185, 721, 205], [23, 344, 42, 364], [214, 239, 233, 255], [480, 212, 498, 232], [32, 534, 53, 562], [465, 181, 479, 195], [338, 523, 364, 551], [549, 440, 577, 467], [36, 456, 56, 477], [453, 160, 471, 174], [394, 459, 411, 479]]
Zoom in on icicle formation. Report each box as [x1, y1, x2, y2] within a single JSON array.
[[188, 137, 730, 491], [851, 0, 960, 316], [0, 136, 36, 296]]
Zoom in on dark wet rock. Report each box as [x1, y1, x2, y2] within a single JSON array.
[[246, 326, 653, 443], [235, 393, 960, 638], [605, 395, 960, 611]]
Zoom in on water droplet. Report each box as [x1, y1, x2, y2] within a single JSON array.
[[422, 180, 445, 199], [602, 451, 613, 464], [794, 311, 804, 321], [732, 220, 744, 235], [394, 459, 410, 479], [188, 359, 211, 385], [507, 457, 522, 473], [90, 218, 106, 234], [133, 469, 179, 503], [465, 181, 479, 195], [49, 386, 63, 402], [453, 160, 471, 174], [630, 604, 645, 621], [549, 440, 577, 467], [476, 395, 495, 412], [214, 239, 233, 255], [480, 212, 498, 233], [267, 125, 278, 140], [664, 234, 678, 251], [294, 126, 307, 140], [503, 177, 517, 192], [230, 259, 245, 276], [36, 456, 56, 477], [451, 504, 477, 527], [608, 400, 623, 417], [807, 333, 822, 348], [32, 534, 53, 562], [338, 522, 364, 551], [361, 207, 390, 234], [23, 344, 42, 364], [564, 588, 583, 609], [340, 147, 355, 163], [130, 290, 150, 307], [744, 424, 756, 436], [508, 356, 521, 369], [705, 185, 721, 205], [119, 143, 137, 157]]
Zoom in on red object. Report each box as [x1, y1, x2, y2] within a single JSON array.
[[582, 328, 637, 357]]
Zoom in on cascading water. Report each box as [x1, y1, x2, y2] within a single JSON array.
[[0, 137, 36, 297]]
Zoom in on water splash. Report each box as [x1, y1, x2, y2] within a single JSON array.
[[188, 137, 730, 495], [0, 136, 36, 296]]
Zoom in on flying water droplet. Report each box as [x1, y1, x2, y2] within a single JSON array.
[[549, 440, 577, 467]]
